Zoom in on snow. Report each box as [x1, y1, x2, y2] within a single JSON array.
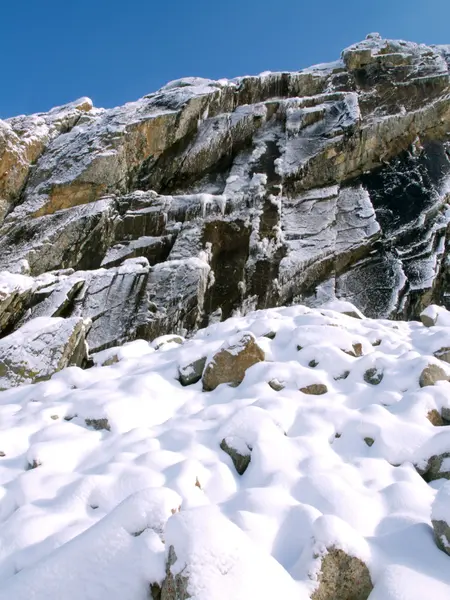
[[432, 481, 450, 524], [1, 303, 450, 597]]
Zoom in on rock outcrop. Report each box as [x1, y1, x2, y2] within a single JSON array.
[[0, 316, 90, 389], [2, 35, 450, 378]]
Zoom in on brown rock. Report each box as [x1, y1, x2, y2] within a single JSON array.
[[427, 409, 445, 426], [419, 364, 450, 388], [300, 383, 328, 395], [312, 548, 373, 600], [202, 332, 265, 391]]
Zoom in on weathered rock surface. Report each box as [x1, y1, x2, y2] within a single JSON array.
[[419, 363, 450, 387], [0, 316, 90, 389], [202, 332, 265, 391], [2, 35, 450, 363], [312, 547, 373, 600]]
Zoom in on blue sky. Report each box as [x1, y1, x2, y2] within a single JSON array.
[[2, 0, 449, 118]]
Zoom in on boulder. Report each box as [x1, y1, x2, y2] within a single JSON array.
[[312, 547, 373, 600], [419, 364, 450, 387], [178, 356, 206, 386], [0, 317, 90, 390], [202, 332, 265, 391]]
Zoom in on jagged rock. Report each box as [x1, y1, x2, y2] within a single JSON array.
[[2, 36, 450, 347], [0, 316, 90, 389], [364, 437, 375, 447], [178, 356, 206, 386], [202, 332, 265, 391], [160, 546, 190, 600], [419, 364, 450, 387], [300, 383, 328, 395], [432, 483, 450, 555], [0, 98, 94, 223], [220, 436, 252, 475], [312, 547, 373, 600], [0, 272, 34, 333]]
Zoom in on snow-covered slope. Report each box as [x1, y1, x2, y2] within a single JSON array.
[[1, 301, 450, 598]]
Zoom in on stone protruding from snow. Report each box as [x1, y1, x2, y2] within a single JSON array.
[[202, 332, 265, 391], [220, 436, 252, 475], [300, 383, 328, 395], [178, 356, 207, 386], [0, 316, 90, 389], [312, 548, 373, 600], [419, 364, 450, 387], [434, 348, 450, 365], [431, 482, 450, 555]]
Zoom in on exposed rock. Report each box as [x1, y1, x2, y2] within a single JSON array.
[[268, 378, 286, 391], [300, 383, 328, 395], [220, 436, 252, 475], [85, 418, 110, 431], [0, 317, 90, 390], [364, 367, 384, 385], [364, 437, 375, 447], [0, 272, 34, 333], [434, 347, 450, 364], [178, 356, 206, 386], [160, 546, 189, 600], [202, 332, 265, 391], [312, 547, 373, 600], [427, 409, 445, 426], [419, 364, 450, 387]]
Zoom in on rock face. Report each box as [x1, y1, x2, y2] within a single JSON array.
[[202, 332, 265, 391], [2, 35, 450, 367]]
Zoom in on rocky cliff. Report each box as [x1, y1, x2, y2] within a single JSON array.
[[2, 33, 450, 359]]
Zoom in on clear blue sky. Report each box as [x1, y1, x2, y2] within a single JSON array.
[[2, 0, 450, 119]]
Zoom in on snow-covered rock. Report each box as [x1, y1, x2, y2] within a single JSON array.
[[0, 316, 90, 389], [432, 482, 450, 555]]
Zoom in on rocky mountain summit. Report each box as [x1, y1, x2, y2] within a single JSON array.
[[2, 33, 450, 377]]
